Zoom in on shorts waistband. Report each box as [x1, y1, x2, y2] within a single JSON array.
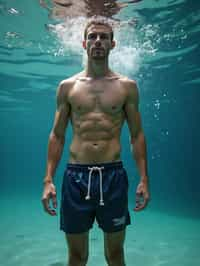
[[66, 160, 123, 170], [66, 161, 123, 206]]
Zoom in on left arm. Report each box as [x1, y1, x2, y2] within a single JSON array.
[[124, 79, 150, 211]]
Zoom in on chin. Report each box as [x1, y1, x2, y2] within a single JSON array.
[[92, 55, 106, 60]]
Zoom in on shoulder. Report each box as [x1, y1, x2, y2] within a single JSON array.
[[120, 75, 137, 90], [56, 71, 84, 98], [58, 71, 83, 90], [115, 73, 138, 89], [118, 75, 139, 101]]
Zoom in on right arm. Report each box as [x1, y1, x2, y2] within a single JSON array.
[[44, 81, 71, 184], [42, 81, 71, 216]]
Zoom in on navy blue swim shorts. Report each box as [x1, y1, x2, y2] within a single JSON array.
[[60, 161, 131, 234]]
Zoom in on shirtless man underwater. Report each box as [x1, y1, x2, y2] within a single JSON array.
[[42, 17, 150, 266]]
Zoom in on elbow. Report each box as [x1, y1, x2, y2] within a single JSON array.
[[49, 131, 65, 145], [136, 130, 146, 144], [131, 131, 147, 159], [131, 129, 144, 144]]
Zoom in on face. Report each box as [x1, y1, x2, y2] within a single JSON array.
[[83, 24, 115, 60]]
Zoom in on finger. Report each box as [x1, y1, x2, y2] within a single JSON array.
[[51, 193, 57, 209], [41, 196, 49, 212], [48, 209, 57, 216], [42, 197, 57, 216], [45, 206, 57, 216], [134, 202, 146, 211], [134, 197, 148, 211], [135, 192, 142, 202], [45, 204, 57, 216], [136, 191, 143, 197], [135, 192, 143, 203]]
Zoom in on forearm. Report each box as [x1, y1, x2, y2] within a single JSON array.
[[44, 132, 65, 183], [131, 130, 148, 183]]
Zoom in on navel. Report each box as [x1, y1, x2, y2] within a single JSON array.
[[93, 143, 98, 146]]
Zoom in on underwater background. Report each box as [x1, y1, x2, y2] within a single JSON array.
[[0, 0, 200, 265]]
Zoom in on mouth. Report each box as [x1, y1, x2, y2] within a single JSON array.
[[91, 47, 106, 58], [95, 47, 103, 49], [92, 47, 105, 51], [92, 48, 105, 55]]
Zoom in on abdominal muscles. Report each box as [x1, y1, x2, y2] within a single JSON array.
[[69, 113, 123, 163]]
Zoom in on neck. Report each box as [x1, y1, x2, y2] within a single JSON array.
[[85, 58, 111, 78]]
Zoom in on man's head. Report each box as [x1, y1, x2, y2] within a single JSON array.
[[83, 17, 115, 60]]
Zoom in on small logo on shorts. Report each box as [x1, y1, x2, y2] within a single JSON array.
[[112, 216, 126, 226]]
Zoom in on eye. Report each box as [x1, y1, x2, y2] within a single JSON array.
[[100, 34, 109, 40], [87, 33, 97, 40]]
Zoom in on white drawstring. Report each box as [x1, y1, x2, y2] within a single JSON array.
[[85, 166, 105, 206]]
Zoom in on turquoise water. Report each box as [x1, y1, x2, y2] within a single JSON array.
[[1, 0, 200, 265]]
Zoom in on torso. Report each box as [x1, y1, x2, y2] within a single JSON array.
[[64, 72, 129, 163]]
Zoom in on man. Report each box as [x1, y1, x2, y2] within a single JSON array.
[[42, 17, 150, 266]]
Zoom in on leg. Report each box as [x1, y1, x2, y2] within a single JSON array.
[[65, 231, 89, 266], [104, 229, 126, 266]]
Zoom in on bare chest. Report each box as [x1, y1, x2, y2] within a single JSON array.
[[68, 80, 127, 114]]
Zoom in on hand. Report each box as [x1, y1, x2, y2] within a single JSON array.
[[134, 180, 150, 211], [41, 182, 57, 216]]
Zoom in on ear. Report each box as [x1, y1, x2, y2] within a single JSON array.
[[111, 40, 116, 49], [82, 40, 86, 49]]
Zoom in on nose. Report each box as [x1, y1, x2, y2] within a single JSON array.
[[95, 35, 101, 47]]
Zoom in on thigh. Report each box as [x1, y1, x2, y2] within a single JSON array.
[[65, 231, 89, 257], [104, 229, 126, 254]]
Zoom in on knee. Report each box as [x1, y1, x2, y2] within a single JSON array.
[[105, 247, 125, 266], [68, 250, 89, 266]]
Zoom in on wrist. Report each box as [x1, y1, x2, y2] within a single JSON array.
[[140, 175, 148, 183], [43, 176, 53, 184]]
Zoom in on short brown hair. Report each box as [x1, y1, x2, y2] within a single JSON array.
[[84, 16, 114, 41]]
